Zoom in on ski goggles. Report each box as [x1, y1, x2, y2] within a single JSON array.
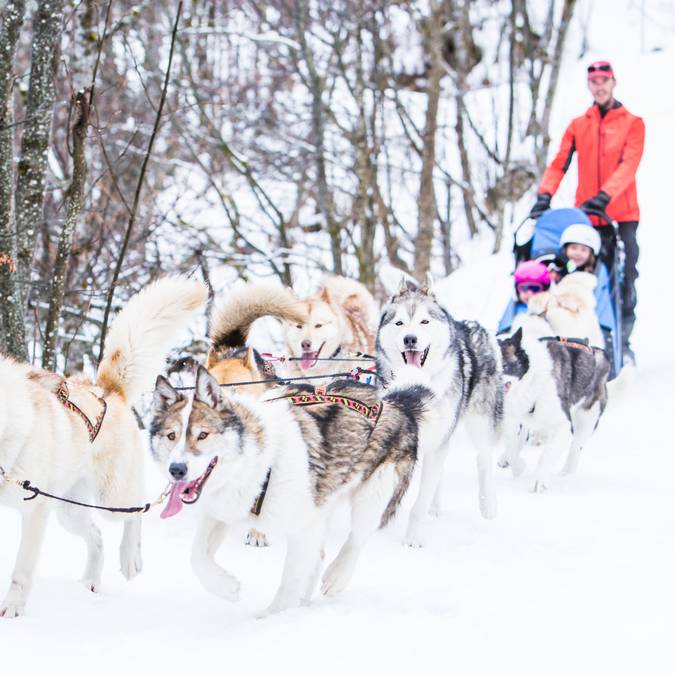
[[587, 62, 614, 78], [516, 281, 548, 294]]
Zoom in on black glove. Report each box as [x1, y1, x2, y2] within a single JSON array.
[[580, 191, 610, 214], [529, 192, 551, 219]]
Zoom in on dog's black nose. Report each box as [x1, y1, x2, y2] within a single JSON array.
[[169, 462, 188, 481], [301, 339, 312, 351], [403, 334, 418, 348]]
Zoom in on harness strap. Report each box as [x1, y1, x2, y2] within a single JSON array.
[[269, 388, 384, 423], [539, 336, 594, 355], [56, 382, 107, 443]]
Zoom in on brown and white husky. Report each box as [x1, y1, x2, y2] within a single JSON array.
[[0, 277, 207, 618]]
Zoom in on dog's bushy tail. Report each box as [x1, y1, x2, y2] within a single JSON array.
[[380, 458, 416, 528], [97, 277, 208, 402], [209, 284, 305, 350]]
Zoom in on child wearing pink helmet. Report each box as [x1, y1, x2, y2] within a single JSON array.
[[514, 260, 551, 304]]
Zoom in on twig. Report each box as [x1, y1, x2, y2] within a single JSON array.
[[97, 1, 183, 363]]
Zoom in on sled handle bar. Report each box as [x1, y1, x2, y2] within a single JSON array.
[[580, 207, 619, 232]]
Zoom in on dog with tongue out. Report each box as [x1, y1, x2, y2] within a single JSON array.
[[375, 277, 504, 547]]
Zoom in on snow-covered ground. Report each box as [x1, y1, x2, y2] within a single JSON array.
[[2, 3, 674, 673]]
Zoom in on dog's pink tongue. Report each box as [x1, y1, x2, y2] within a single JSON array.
[[300, 352, 317, 370], [405, 351, 423, 368], [160, 482, 186, 519]]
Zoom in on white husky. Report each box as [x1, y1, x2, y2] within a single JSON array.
[[0, 278, 207, 617]]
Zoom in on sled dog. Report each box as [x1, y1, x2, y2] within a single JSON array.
[[527, 272, 604, 347], [0, 278, 207, 618], [376, 278, 504, 546], [284, 276, 378, 379], [497, 327, 610, 492], [150, 365, 441, 614]]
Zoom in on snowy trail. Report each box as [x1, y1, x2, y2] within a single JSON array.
[[2, 4, 674, 673]]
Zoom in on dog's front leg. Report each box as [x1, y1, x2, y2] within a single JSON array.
[[1, 503, 49, 618], [531, 425, 570, 493], [499, 423, 527, 477], [263, 521, 324, 616], [404, 442, 449, 548], [191, 516, 239, 601], [120, 516, 142, 580]]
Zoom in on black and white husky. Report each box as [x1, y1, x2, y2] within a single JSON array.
[[150, 366, 444, 614], [497, 327, 610, 492], [376, 279, 504, 546]]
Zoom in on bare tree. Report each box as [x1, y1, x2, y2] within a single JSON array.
[[0, 0, 27, 358]]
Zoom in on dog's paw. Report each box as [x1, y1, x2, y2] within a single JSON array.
[[245, 528, 269, 547], [529, 479, 549, 494], [321, 560, 352, 597], [213, 573, 241, 602], [497, 455, 510, 469], [510, 457, 526, 477], [120, 545, 143, 580], [82, 577, 100, 594], [479, 496, 497, 520], [0, 598, 25, 619]]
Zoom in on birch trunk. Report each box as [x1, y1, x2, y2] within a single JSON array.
[[14, 0, 64, 315], [0, 0, 27, 358]]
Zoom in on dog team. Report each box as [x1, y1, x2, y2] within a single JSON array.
[[0, 265, 611, 618]]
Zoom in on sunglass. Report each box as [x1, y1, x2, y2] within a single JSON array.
[[587, 64, 612, 74], [517, 282, 547, 294]]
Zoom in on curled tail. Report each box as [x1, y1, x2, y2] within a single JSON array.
[[209, 284, 305, 350], [97, 277, 208, 402]]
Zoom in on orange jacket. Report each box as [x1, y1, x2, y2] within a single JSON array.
[[539, 103, 645, 223]]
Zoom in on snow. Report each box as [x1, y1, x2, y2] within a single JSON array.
[[2, 3, 675, 673]]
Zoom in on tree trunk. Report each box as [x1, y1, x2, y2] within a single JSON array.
[[537, 0, 576, 174], [455, 94, 478, 238], [294, 0, 343, 275], [14, 0, 64, 315], [414, 0, 444, 283], [0, 0, 28, 359], [42, 90, 90, 371]]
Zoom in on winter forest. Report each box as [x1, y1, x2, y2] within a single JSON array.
[[0, 0, 578, 370]]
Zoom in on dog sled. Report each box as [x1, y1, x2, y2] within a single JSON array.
[[498, 207, 625, 379]]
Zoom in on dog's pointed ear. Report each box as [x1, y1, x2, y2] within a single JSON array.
[[195, 365, 221, 409], [153, 375, 182, 411], [421, 272, 436, 296], [206, 347, 220, 369], [512, 327, 523, 346], [319, 286, 331, 304], [243, 347, 262, 378]]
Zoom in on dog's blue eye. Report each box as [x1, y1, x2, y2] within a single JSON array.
[[197, 431, 208, 441], [421, 319, 429, 324], [395, 321, 403, 326]]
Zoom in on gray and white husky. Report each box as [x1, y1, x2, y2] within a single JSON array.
[[497, 327, 610, 492], [150, 365, 443, 615], [376, 279, 504, 546]]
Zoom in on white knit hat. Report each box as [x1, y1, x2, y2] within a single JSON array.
[[560, 223, 601, 255]]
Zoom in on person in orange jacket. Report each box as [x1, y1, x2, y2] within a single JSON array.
[[528, 60, 645, 364]]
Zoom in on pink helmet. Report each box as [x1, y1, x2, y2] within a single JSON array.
[[514, 260, 550, 290]]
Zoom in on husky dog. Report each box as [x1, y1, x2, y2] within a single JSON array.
[[284, 276, 378, 378], [150, 365, 440, 614], [527, 272, 604, 347], [376, 279, 503, 547], [0, 278, 207, 618], [497, 327, 610, 492]]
